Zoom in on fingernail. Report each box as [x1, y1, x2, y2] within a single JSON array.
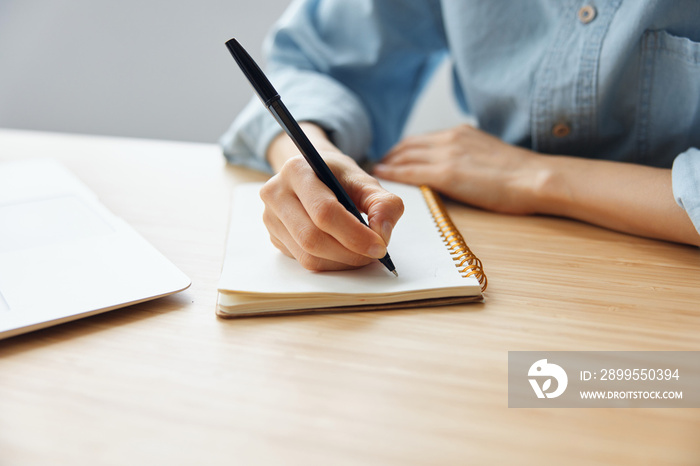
[[368, 243, 387, 259], [381, 221, 394, 243]]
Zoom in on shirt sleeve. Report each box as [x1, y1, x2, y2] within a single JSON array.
[[672, 147, 700, 235], [220, 0, 448, 172]]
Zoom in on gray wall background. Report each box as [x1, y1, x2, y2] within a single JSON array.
[[0, 0, 463, 145]]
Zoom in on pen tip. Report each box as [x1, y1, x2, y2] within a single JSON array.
[[392, 270, 399, 277]]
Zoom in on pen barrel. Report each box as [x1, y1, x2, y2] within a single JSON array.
[[268, 101, 396, 273], [227, 37, 396, 274], [267, 99, 366, 225]]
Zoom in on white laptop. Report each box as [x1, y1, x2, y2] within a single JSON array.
[[0, 159, 191, 339]]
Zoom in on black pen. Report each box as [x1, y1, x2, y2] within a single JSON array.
[[225, 38, 398, 276]]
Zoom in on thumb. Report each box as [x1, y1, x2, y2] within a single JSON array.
[[361, 185, 405, 245], [333, 160, 405, 245]]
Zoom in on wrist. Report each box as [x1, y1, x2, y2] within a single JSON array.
[[525, 154, 574, 217], [266, 122, 338, 172]]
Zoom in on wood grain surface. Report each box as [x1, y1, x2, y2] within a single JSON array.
[[0, 129, 698, 465]]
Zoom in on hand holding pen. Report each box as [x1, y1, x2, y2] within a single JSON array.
[[226, 38, 404, 273]]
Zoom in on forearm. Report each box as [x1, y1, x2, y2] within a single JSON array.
[[536, 156, 700, 246]]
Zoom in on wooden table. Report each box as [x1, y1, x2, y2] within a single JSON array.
[[1, 129, 698, 465]]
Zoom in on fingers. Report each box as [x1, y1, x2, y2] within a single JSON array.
[[375, 137, 442, 187], [264, 204, 373, 271], [384, 133, 440, 163], [355, 181, 404, 244], [376, 125, 484, 185], [260, 154, 404, 272], [373, 162, 443, 187], [289, 163, 388, 258], [385, 125, 475, 159], [382, 133, 453, 168], [380, 147, 437, 167]]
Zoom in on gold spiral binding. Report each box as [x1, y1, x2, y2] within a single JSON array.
[[419, 186, 487, 292]]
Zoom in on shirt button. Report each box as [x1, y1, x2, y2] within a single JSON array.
[[552, 123, 571, 138], [578, 5, 596, 24]]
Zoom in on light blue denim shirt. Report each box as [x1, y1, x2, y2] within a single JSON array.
[[221, 0, 700, 234]]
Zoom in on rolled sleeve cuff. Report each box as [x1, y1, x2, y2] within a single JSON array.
[[672, 147, 700, 235], [219, 98, 282, 173], [219, 69, 372, 172]]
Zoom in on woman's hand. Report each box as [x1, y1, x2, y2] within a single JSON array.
[[374, 124, 700, 246], [262, 124, 404, 271], [374, 124, 550, 214]]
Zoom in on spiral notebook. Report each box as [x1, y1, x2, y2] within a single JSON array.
[[217, 181, 486, 317]]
